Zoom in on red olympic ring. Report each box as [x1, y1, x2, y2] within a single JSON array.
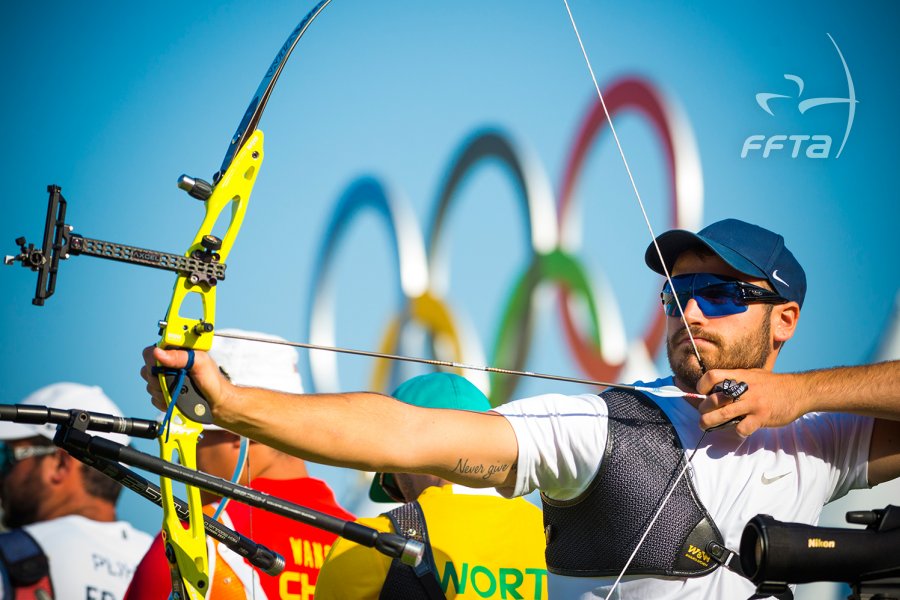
[[557, 77, 702, 383]]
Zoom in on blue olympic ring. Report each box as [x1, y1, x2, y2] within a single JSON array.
[[305, 176, 427, 392]]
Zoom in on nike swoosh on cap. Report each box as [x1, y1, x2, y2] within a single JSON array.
[[772, 270, 789, 286]]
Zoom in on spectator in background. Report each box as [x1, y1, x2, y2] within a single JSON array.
[[0, 382, 153, 599], [316, 373, 548, 600], [126, 329, 354, 600]]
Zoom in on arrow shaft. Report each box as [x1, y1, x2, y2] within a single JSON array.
[[212, 331, 705, 400]]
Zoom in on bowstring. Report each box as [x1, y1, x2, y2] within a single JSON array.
[[560, 0, 705, 371], [211, 331, 705, 401], [560, 2, 712, 597]]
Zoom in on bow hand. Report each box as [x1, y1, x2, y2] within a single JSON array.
[[144, 346, 230, 421]]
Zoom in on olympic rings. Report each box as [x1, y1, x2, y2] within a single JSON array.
[[368, 290, 490, 394], [304, 76, 703, 403], [426, 128, 557, 295]]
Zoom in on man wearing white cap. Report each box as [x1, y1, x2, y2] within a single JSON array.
[[126, 330, 354, 600], [0, 382, 153, 600]]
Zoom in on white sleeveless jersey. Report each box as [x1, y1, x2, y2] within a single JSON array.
[[21, 515, 152, 600]]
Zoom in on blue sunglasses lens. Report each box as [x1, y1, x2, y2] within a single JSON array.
[[661, 274, 750, 318]]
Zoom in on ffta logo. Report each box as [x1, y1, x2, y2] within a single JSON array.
[[741, 33, 858, 159]]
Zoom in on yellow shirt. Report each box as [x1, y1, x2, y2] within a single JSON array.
[[316, 485, 548, 599]]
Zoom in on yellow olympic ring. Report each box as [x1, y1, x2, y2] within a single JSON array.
[[369, 291, 484, 393]]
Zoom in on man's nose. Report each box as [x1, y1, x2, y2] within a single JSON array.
[[680, 297, 707, 322]]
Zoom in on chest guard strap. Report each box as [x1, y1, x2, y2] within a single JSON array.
[[379, 501, 446, 600], [541, 388, 725, 578]]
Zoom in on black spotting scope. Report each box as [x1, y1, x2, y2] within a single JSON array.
[[740, 505, 900, 600]]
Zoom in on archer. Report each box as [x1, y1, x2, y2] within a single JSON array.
[[144, 218, 900, 599]]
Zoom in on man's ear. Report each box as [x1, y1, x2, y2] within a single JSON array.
[[45, 449, 76, 485], [772, 302, 800, 343]]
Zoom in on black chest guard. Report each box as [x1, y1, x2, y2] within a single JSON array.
[[541, 388, 727, 578]]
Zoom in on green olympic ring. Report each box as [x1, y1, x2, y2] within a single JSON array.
[[488, 248, 602, 406]]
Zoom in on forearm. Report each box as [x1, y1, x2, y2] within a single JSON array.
[[212, 387, 417, 471], [210, 383, 520, 487], [793, 360, 900, 419]]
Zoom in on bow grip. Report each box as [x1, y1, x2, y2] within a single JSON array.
[[159, 369, 214, 425]]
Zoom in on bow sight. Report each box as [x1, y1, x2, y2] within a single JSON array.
[[740, 506, 900, 600], [5, 182, 225, 310]]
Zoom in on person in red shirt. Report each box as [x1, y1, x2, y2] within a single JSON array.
[[125, 329, 354, 600]]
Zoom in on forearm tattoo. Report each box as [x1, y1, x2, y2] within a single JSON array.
[[453, 458, 515, 480]]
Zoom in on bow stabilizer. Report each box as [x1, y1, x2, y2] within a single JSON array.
[[0, 403, 286, 576]]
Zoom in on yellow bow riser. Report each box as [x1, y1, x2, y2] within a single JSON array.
[[157, 130, 264, 599], [159, 132, 263, 350]]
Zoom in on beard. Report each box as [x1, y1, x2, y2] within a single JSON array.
[[0, 456, 47, 528], [0, 464, 45, 528], [666, 308, 773, 390]]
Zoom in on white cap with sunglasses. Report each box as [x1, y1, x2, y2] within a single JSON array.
[[0, 382, 131, 447]]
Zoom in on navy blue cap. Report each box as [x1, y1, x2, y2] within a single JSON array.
[[644, 218, 806, 307]]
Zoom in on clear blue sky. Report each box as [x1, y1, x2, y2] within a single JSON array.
[[1, 1, 897, 537]]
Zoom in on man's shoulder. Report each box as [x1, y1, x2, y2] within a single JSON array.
[[0, 528, 50, 593], [20, 515, 85, 538], [0, 527, 44, 553], [780, 410, 875, 442], [24, 516, 152, 549], [494, 390, 608, 417]]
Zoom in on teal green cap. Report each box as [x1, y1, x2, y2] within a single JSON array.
[[369, 373, 490, 502]]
